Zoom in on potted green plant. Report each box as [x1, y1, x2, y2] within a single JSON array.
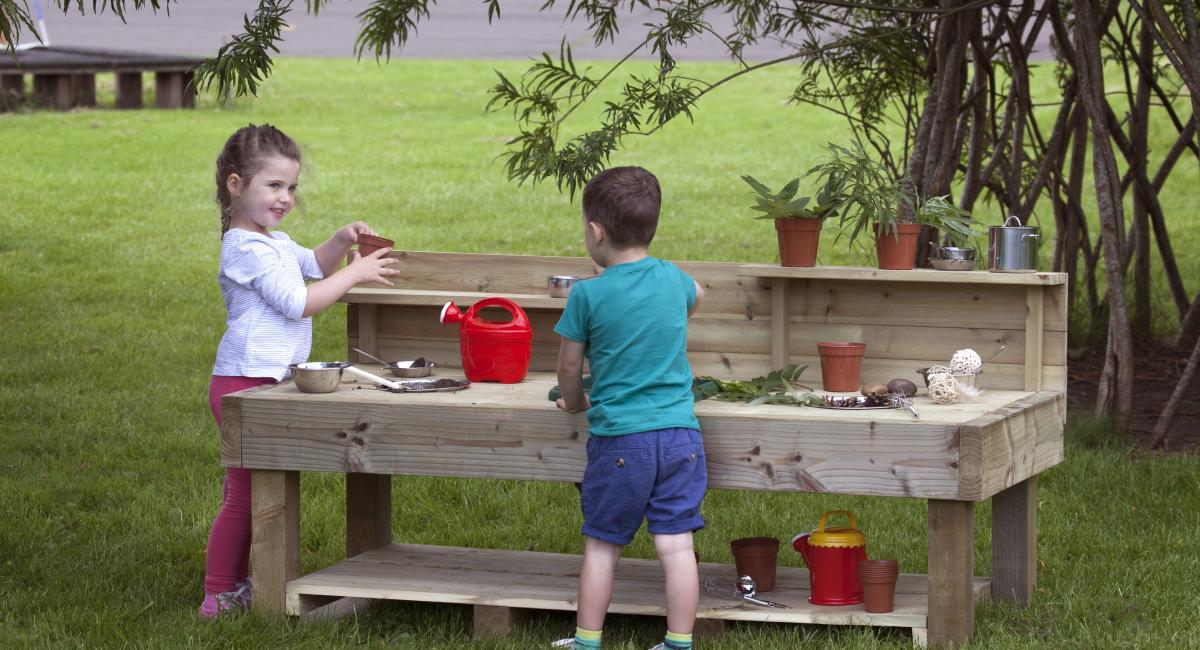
[[742, 174, 840, 267], [809, 143, 920, 270]]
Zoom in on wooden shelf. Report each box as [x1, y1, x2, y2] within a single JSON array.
[[343, 287, 567, 309], [738, 264, 1066, 286], [288, 543, 990, 640]]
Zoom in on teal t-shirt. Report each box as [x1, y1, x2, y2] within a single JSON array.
[[553, 256, 700, 436]]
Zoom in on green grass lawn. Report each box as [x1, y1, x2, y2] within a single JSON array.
[[1, 58, 1198, 648]]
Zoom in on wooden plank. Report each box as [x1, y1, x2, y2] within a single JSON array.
[[251, 470, 300, 615], [1025, 286, 1044, 391], [346, 473, 391, 558], [927, 500, 975, 648], [473, 605, 530, 639], [365, 303, 1065, 366], [115, 72, 142, 109], [0, 74, 23, 110], [154, 71, 183, 109], [967, 392, 1064, 500], [32, 73, 71, 110], [218, 383, 276, 468], [785, 279, 1066, 332], [70, 73, 95, 107], [991, 476, 1037, 604], [225, 374, 1049, 499], [287, 543, 992, 628], [770, 277, 789, 370], [739, 264, 1067, 286], [356, 303, 379, 361]]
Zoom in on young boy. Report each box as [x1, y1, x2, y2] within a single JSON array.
[[553, 166, 707, 650]]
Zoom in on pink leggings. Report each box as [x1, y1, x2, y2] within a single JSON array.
[[204, 375, 275, 595]]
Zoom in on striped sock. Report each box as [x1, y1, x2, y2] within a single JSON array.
[[574, 627, 602, 649], [663, 631, 693, 649]]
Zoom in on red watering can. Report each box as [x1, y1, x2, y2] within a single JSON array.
[[439, 297, 532, 383], [791, 509, 868, 605]]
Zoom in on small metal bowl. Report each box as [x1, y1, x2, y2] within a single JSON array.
[[549, 275, 584, 298], [930, 257, 977, 271], [288, 362, 349, 393], [917, 368, 980, 388], [386, 361, 436, 378]]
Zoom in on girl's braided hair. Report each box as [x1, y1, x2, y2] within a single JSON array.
[[215, 124, 301, 236]]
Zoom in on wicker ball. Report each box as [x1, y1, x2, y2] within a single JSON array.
[[949, 349, 982, 375], [927, 371, 959, 404]]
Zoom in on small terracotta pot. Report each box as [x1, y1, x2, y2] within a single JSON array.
[[858, 560, 898, 613], [817, 341, 866, 392], [730, 537, 780, 592], [874, 223, 923, 270], [357, 233, 395, 257], [775, 218, 823, 267]]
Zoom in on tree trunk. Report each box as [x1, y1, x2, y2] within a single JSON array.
[[1149, 332, 1200, 450], [1130, 20, 1153, 341], [1076, 0, 1134, 427]]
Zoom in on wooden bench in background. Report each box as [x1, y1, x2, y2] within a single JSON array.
[[0, 46, 202, 111]]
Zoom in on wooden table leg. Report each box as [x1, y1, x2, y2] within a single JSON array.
[[770, 277, 790, 370], [346, 473, 391, 558], [927, 499, 974, 648], [251, 469, 300, 615], [991, 476, 1037, 603]]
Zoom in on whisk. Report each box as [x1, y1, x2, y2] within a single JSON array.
[[703, 575, 789, 608]]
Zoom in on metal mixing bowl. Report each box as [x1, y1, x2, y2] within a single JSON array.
[[288, 362, 349, 393], [548, 275, 583, 298], [930, 258, 976, 271]]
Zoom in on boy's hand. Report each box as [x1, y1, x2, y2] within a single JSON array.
[[335, 221, 376, 245], [556, 394, 591, 413], [347, 248, 399, 286]]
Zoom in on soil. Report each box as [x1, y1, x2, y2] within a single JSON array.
[[1068, 343, 1200, 452]]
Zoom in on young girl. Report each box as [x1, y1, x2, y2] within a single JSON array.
[[199, 123, 399, 618]]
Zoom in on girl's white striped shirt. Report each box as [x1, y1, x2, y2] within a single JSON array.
[[212, 228, 324, 380]]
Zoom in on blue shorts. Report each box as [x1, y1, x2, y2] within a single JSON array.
[[580, 427, 707, 546]]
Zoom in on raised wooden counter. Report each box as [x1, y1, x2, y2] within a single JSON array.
[[224, 252, 1067, 648]]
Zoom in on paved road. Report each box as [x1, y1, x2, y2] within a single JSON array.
[[35, 1, 1053, 62], [36, 0, 799, 61]]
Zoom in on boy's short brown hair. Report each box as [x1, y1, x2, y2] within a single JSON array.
[[582, 166, 661, 248]]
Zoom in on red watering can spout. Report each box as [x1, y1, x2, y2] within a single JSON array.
[[790, 532, 812, 565], [440, 301, 463, 325]]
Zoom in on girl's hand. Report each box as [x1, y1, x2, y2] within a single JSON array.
[[335, 221, 376, 245], [347, 248, 399, 286]]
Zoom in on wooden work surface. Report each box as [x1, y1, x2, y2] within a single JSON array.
[[222, 369, 1063, 501], [286, 543, 991, 628]]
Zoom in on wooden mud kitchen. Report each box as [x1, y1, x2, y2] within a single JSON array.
[[220, 252, 1066, 648]]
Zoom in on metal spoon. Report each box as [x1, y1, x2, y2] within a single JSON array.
[[352, 347, 390, 365], [735, 576, 789, 608], [984, 345, 1007, 364]]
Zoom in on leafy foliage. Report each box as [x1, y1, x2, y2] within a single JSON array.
[[695, 364, 822, 406], [916, 195, 982, 247], [807, 142, 910, 246], [741, 174, 840, 220], [193, 0, 290, 98]]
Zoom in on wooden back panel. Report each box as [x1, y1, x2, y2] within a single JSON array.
[[344, 251, 1067, 394]]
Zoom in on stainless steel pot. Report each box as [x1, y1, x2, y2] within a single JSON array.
[[988, 216, 1040, 272]]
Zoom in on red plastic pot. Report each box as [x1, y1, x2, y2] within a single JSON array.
[[730, 537, 781, 592], [357, 233, 395, 257]]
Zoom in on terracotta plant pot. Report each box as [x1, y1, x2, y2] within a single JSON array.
[[730, 536, 780, 592], [817, 341, 866, 392], [775, 218, 823, 267], [858, 559, 899, 613], [357, 233, 395, 257], [874, 223, 923, 270]]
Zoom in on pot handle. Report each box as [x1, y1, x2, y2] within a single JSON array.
[[1003, 215, 1023, 227], [1022, 233, 1040, 240], [817, 509, 858, 533]]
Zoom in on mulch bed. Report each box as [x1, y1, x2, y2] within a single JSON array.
[[1068, 343, 1200, 452]]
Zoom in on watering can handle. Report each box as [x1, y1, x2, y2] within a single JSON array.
[[471, 297, 530, 327], [816, 509, 858, 532]]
